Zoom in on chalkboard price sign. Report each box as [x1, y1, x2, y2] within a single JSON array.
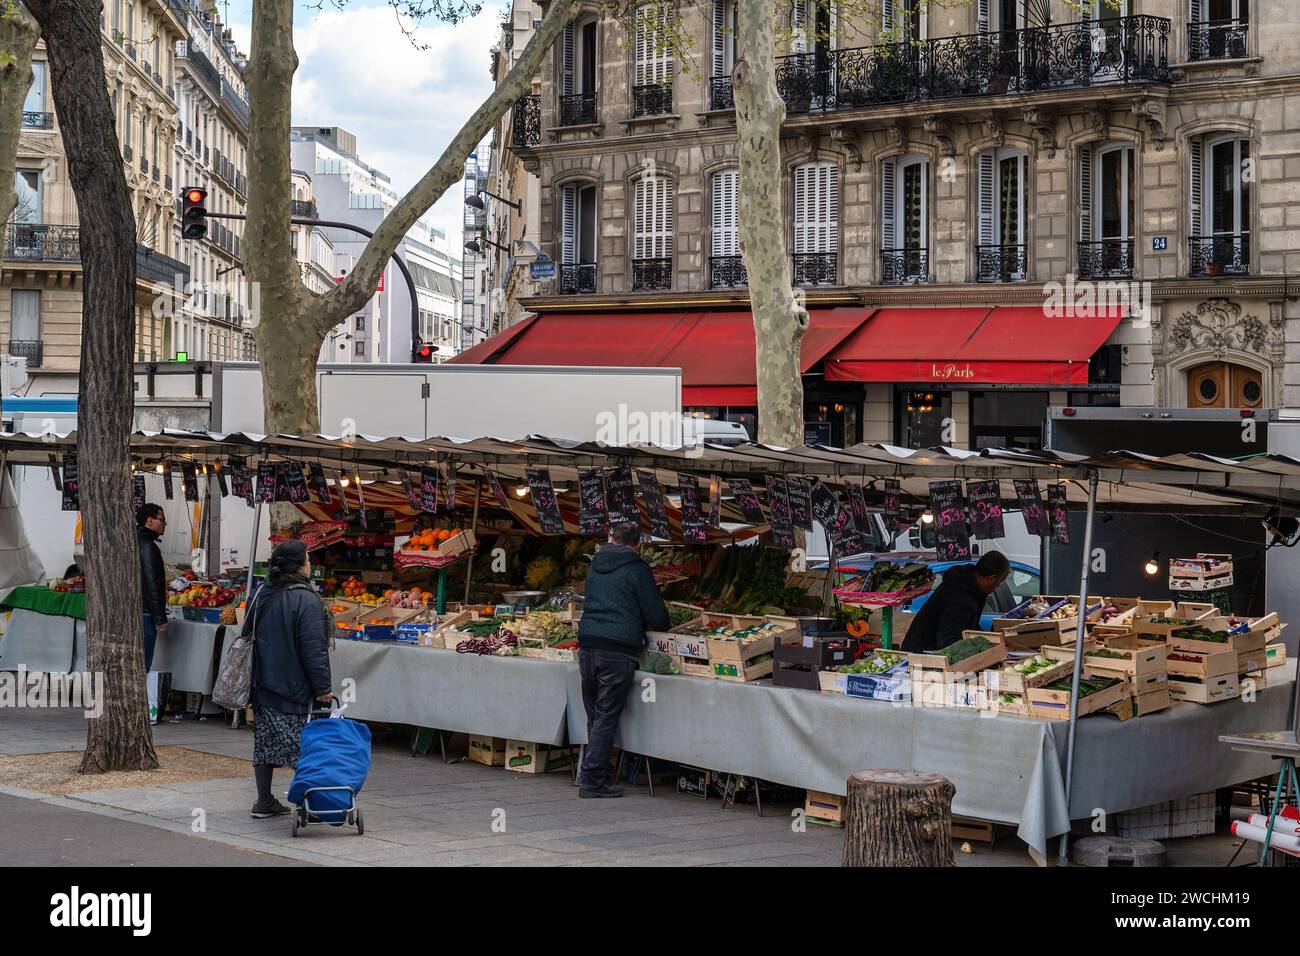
[[1047, 483, 1070, 544], [883, 478, 902, 536], [420, 465, 439, 513], [256, 461, 274, 503], [604, 465, 638, 527], [637, 469, 672, 540], [181, 461, 200, 503], [442, 465, 458, 515], [765, 475, 795, 549], [485, 470, 511, 510], [787, 477, 813, 530], [811, 481, 861, 555], [928, 479, 970, 561], [708, 475, 722, 528], [61, 452, 79, 512], [527, 467, 565, 535], [965, 479, 1005, 540], [679, 473, 706, 543], [846, 481, 870, 533], [132, 473, 146, 513], [578, 467, 608, 537], [214, 461, 230, 498], [335, 472, 351, 514], [727, 478, 766, 525], [287, 464, 311, 504], [1014, 480, 1050, 537], [307, 463, 331, 504]]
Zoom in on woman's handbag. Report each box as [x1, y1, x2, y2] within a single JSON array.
[[212, 598, 259, 710]]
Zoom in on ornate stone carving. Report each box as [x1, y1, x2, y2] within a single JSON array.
[[980, 114, 1004, 148], [830, 126, 863, 172], [1022, 107, 1057, 158], [922, 116, 955, 157], [1084, 107, 1108, 139], [1168, 298, 1278, 360], [885, 123, 906, 149], [1129, 96, 1167, 148]]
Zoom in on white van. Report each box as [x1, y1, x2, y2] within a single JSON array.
[[682, 418, 750, 447]]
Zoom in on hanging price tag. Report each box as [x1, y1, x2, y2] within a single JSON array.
[[1015, 479, 1050, 537], [419, 465, 439, 512], [637, 469, 672, 540], [578, 468, 608, 537], [309, 463, 333, 504], [604, 465, 638, 527], [726, 478, 766, 525], [786, 477, 813, 531], [527, 467, 565, 535], [965, 479, 1005, 540], [61, 452, 79, 511], [765, 476, 795, 549], [928, 479, 970, 562], [678, 474, 706, 543], [181, 461, 200, 503], [1047, 483, 1070, 545]]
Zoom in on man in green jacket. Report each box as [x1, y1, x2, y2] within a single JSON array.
[[576, 520, 670, 798]]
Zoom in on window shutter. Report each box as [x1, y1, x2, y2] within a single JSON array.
[[712, 1, 727, 77], [977, 0, 989, 32], [1189, 0, 1202, 25], [656, 7, 673, 86], [792, 0, 808, 53], [659, 177, 674, 258], [1189, 138, 1203, 239], [882, 0, 895, 34], [881, 158, 897, 247], [712, 170, 738, 257], [561, 184, 576, 263], [977, 150, 996, 246], [1079, 145, 1093, 241], [11, 290, 40, 341], [634, 9, 646, 87], [561, 22, 575, 96], [823, 163, 839, 253], [793, 165, 808, 254], [919, 1, 928, 40]]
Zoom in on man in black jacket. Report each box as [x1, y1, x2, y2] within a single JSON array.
[[136, 504, 168, 671], [901, 551, 1010, 653], [576, 521, 670, 798]]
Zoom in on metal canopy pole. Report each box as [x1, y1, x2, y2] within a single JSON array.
[[1058, 471, 1099, 867], [463, 476, 483, 605], [245, 498, 263, 600]]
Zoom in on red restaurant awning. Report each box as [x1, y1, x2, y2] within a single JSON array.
[[823, 305, 1126, 385], [449, 307, 872, 406]]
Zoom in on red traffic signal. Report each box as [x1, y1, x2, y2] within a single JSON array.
[[413, 343, 435, 363], [181, 186, 207, 240]]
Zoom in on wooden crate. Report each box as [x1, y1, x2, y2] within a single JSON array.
[[818, 670, 847, 694], [1133, 603, 1218, 640], [1170, 619, 1266, 656], [466, 735, 506, 766], [1040, 639, 1098, 662], [905, 637, 1006, 675], [1166, 647, 1237, 679], [1167, 672, 1240, 704], [645, 630, 678, 656], [952, 816, 997, 844], [1130, 687, 1172, 716], [1128, 671, 1169, 696], [711, 656, 774, 683], [707, 627, 784, 664], [1083, 636, 1168, 676], [991, 692, 1029, 716], [1266, 643, 1287, 669], [805, 789, 845, 826], [984, 656, 1075, 695], [679, 658, 715, 679], [1027, 678, 1131, 720], [1090, 597, 1141, 628], [503, 740, 577, 774], [1238, 648, 1269, 675]]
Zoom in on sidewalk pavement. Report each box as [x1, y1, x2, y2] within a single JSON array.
[[0, 707, 1240, 867]]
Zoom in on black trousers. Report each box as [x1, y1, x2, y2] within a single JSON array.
[[577, 649, 639, 791]]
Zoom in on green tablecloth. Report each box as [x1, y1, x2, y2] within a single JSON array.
[[0, 586, 87, 620]]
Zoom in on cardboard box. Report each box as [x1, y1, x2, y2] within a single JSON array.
[[844, 661, 912, 702], [353, 606, 421, 641], [502, 740, 570, 774], [1169, 553, 1233, 592], [1167, 672, 1239, 704], [805, 789, 845, 825], [645, 630, 678, 656], [467, 735, 506, 766]]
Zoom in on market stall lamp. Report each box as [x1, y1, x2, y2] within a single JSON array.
[[920, 510, 934, 525], [340, 477, 350, 487], [1144, 551, 1161, 576], [514, 484, 529, 498], [155, 463, 164, 474]]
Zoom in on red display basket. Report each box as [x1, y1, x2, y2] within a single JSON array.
[[270, 520, 348, 553]]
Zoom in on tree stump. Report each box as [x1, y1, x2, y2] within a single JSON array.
[[843, 770, 955, 867]]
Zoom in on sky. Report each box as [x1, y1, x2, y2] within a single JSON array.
[[222, 0, 507, 249]]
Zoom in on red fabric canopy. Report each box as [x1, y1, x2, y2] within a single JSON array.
[[823, 305, 1124, 385], [449, 307, 871, 406]]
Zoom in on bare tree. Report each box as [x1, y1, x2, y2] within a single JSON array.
[[24, 0, 157, 771]]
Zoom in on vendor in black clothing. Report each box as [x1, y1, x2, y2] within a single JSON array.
[[901, 551, 1010, 653]]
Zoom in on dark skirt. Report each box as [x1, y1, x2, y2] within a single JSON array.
[[253, 707, 308, 768]]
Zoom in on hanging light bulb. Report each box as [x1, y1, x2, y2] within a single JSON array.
[[1144, 551, 1160, 576], [514, 484, 530, 498], [340, 476, 350, 487], [155, 463, 164, 474], [920, 509, 934, 525]]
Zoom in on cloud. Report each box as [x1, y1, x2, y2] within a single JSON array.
[[225, 1, 506, 248]]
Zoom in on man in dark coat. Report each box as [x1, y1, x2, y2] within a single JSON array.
[[901, 551, 1010, 653], [136, 503, 168, 671], [575, 521, 670, 798]]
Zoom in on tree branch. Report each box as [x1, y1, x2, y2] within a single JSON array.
[[0, 2, 40, 223]]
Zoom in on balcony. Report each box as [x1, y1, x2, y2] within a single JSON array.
[[1077, 239, 1133, 279], [7, 341, 42, 368], [124, 143, 134, 162], [792, 252, 837, 286], [21, 111, 53, 130], [141, 157, 149, 173], [125, 41, 137, 61], [558, 92, 598, 127], [976, 244, 1028, 282], [4, 224, 80, 263], [1189, 234, 1249, 277], [185, 128, 192, 148], [880, 247, 929, 285], [187, 42, 221, 93], [511, 94, 541, 148], [136, 243, 190, 286], [709, 255, 747, 289], [709, 75, 735, 111], [153, 71, 164, 87], [152, 166, 160, 183], [166, 84, 176, 101], [631, 257, 673, 291], [558, 263, 597, 295], [1188, 20, 1249, 61], [290, 199, 318, 219], [775, 16, 1169, 116], [632, 83, 673, 117], [165, 174, 173, 191]]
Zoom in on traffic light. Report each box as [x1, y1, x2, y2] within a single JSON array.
[[413, 342, 436, 363], [181, 186, 208, 240]]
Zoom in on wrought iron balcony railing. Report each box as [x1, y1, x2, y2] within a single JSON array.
[[1077, 239, 1134, 279], [558, 263, 597, 295], [632, 83, 673, 117], [1188, 19, 1249, 61], [976, 243, 1028, 282], [792, 251, 838, 286], [1189, 234, 1250, 277], [152, 166, 160, 182], [22, 111, 52, 129], [3, 223, 80, 262], [775, 16, 1169, 115], [511, 93, 541, 148], [125, 41, 137, 61], [632, 257, 673, 291], [186, 128, 192, 147], [880, 247, 929, 285], [290, 199, 318, 219], [141, 157, 149, 174], [165, 174, 173, 191], [123, 143, 133, 162], [709, 254, 747, 289], [710, 75, 735, 110], [558, 92, 598, 127], [7, 341, 42, 367]]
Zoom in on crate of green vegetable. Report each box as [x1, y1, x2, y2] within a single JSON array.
[[985, 654, 1074, 694], [707, 621, 790, 664], [1027, 675, 1130, 720], [993, 692, 1030, 716], [905, 632, 1006, 675], [1170, 620, 1265, 656]]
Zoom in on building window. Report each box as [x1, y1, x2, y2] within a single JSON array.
[[709, 168, 745, 289], [896, 389, 951, 448], [632, 4, 673, 117], [13, 169, 42, 222], [976, 147, 1028, 282], [559, 182, 598, 294], [881, 0, 926, 41], [1078, 143, 1135, 278], [356, 316, 365, 332], [1189, 0, 1249, 61], [792, 160, 838, 286], [9, 290, 41, 365], [355, 340, 366, 356], [1189, 134, 1250, 276], [880, 155, 928, 284], [559, 18, 599, 125], [710, 0, 738, 109], [23, 60, 45, 116], [631, 173, 674, 291]]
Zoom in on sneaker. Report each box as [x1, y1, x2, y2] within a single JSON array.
[[579, 785, 625, 799], [250, 798, 292, 818]]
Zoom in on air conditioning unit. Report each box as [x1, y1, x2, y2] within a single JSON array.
[[2, 355, 29, 395]]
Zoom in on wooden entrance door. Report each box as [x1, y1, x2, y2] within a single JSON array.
[[1186, 361, 1263, 408]]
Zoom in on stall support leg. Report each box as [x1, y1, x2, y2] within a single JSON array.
[[463, 478, 482, 605], [1057, 472, 1098, 868], [436, 568, 447, 615], [880, 607, 893, 650], [1259, 758, 1300, 867]]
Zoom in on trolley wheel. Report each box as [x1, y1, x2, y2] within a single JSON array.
[[355, 807, 364, 836]]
